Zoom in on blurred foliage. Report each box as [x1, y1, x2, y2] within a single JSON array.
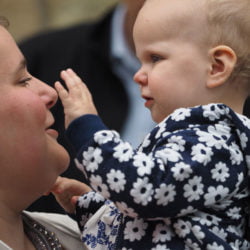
[[1, 0, 118, 42]]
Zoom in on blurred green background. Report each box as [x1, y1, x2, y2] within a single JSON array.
[[1, 0, 118, 42]]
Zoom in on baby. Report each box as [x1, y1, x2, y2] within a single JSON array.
[[52, 0, 250, 249]]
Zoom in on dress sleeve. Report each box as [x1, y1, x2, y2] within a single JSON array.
[[75, 191, 106, 231]]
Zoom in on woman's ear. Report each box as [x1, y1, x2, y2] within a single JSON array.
[[207, 45, 237, 89]]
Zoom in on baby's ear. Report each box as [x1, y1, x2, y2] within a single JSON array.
[[207, 45, 237, 88]]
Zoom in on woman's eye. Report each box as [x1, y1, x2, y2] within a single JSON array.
[[150, 54, 162, 63], [19, 77, 32, 86]]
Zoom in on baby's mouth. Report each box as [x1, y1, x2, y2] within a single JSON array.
[[142, 95, 154, 108]]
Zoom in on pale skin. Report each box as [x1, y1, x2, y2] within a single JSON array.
[[52, 0, 249, 213]]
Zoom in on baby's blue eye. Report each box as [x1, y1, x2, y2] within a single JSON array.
[[150, 54, 162, 63]]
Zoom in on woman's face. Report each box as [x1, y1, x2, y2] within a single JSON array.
[[0, 26, 69, 207]]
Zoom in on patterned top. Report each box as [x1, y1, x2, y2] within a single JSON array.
[[66, 104, 250, 250], [23, 213, 63, 250]]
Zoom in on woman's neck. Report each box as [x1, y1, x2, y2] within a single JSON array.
[[0, 207, 35, 250]]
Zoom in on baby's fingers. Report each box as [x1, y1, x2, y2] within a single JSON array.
[[65, 68, 83, 85], [54, 81, 74, 113], [54, 81, 69, 100], [71, 196, 80, 206], [60, 69, 83, 92], [50, 176, 65, 194], [56, 68, 98, 127]]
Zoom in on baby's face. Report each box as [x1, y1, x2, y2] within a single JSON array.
[[133, 0, 212, 123]]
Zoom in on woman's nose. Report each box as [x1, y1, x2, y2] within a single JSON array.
[[35, 77, 58, 109], [134, 68, 147, 86]]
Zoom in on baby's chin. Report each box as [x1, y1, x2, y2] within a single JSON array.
[[151, 112, 168, 124]]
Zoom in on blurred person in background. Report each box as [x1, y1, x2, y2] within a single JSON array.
[[19, 0, 154, 214]]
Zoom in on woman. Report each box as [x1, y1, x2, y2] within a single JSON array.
[[0, 17, 83, 249]]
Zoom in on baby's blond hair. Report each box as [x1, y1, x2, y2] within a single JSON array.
[[205, 0, 250, 83]]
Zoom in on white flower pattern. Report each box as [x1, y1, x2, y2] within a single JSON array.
[[68, 104, 250, 249], [124, 218, 148, 241], [191, 143, 213, 165], [130, 177, 154, 206], [113, 142, 133, 162], [171, 162, 193, 181], [83, 147, 103, 172], [133, 152, 154, 176], [211, 162, 229, 182], [183, 176, 204, 202], [107, 169, 126, 193], [154, 183, 176, 206], [152, 223, 173, 242]]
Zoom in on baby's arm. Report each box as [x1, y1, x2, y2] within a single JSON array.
[[54, 68, 98, 128], [51, 176, 92, 214]]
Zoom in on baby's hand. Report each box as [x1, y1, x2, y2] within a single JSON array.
[[50, 176, 92, 214], [55, 68, 98, 128]]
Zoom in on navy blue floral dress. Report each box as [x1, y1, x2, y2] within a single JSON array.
[[66, 104, 250, 249]]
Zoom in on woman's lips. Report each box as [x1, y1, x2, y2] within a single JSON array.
[[46, 128, 59, 139]]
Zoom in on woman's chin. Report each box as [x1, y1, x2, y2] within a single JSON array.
[[52, 144, 70, 174], [58, 148, 70, 173]]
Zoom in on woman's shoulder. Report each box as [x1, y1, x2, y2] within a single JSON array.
[[0, 240, 12, 250], [23, 211, 85, 250]]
